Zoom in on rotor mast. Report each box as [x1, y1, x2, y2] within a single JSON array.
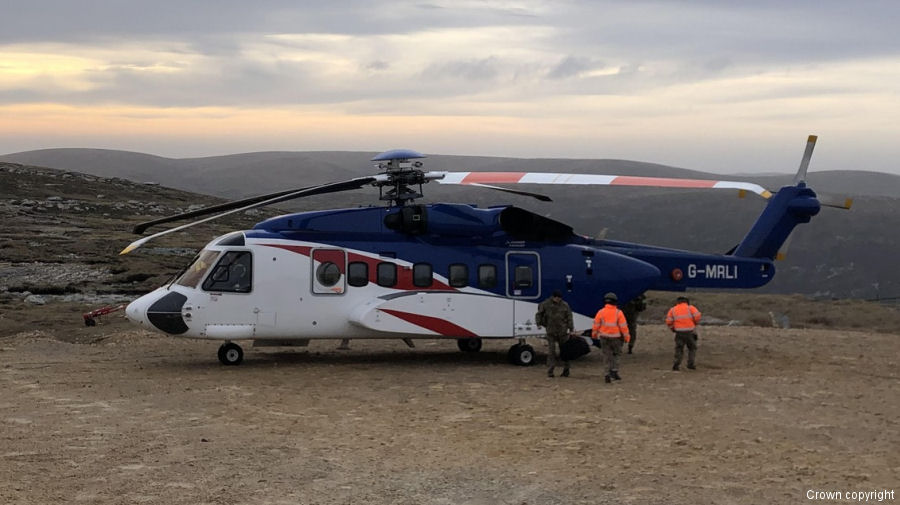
[[372, 149, 431, 206]]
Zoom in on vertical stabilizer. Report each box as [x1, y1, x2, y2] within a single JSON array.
[[732, 135, 822, 259], [731, 183, 820, 259]]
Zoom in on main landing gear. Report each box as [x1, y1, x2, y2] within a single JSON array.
[[217, 342, 244, 366], [456, 337, 535, 366], [456, 337, 483, 352], [507, 339, 535, 366]]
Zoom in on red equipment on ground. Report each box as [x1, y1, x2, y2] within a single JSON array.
[[82, 304, 126, 326]]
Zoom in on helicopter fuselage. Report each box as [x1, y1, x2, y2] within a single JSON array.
[[120, 137, 835, 365], [125, 203, 775, 347]]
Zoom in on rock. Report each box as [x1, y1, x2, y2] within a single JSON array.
[[24, 294, 46, 305]]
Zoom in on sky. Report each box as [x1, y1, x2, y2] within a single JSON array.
[[1, 0, 899, 174]]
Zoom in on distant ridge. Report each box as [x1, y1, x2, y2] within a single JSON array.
[[5, 148, 900, 198], [3, 148, 899, 299]]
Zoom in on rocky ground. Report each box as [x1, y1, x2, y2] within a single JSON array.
[[1, 318, 897, 504]]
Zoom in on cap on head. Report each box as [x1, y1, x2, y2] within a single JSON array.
[[603, 292, 618, 303], [677, 296, 689, 303], [552, 289, 563, 298]]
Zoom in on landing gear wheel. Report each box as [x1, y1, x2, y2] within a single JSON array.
[[507, 343, 521, 364], [84, 318, 96, 327], [508, 343, 535, 366], [457, 337, 483, 353], [217, 342, 244, 366]]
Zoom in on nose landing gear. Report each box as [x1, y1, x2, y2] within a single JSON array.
[[217, 342, 244, 365]]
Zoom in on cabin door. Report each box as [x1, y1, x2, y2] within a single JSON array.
[[506, 251, 541, 337], [505, 251, 541, 299]]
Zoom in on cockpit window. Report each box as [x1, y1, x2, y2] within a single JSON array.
[[202, 251, 253, 293], [175, 250, 220, 288]]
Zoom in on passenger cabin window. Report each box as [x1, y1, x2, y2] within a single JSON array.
[[478, 264, 497, 289], [202, 251, 252, 293], [316, 262, 341, 287], [448, 264, 468, 287], [514, 265, 533, 288], [347, 262, 369, 287], [311, 249, 346, 295], [377, 262, 397, 287], [413, 263, 433, 288]]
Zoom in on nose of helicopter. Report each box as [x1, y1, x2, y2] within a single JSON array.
[[125, 293, 154, 327], [125, 289, 190, 335]]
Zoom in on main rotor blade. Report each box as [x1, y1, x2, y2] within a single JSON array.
[[437, 172, 773, 199], [133, 186, 317, 234], [793, 135, 818, 185], [121, 177, 376, 255], [466, 182, 552, 202]]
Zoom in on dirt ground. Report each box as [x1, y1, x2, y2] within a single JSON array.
[[1, 311, 897, 505]]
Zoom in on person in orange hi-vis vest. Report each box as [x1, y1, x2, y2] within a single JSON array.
[[666, 296, 702, 371], [591, 292, 630, 383]]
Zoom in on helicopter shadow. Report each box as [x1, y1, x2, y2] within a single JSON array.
[[148, 345, 530, 373]]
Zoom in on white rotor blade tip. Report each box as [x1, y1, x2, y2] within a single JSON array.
[[794, 134, 818, 184], [120, 236, 151, 255]]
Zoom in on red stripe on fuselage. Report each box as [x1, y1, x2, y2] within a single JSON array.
[[380, 309, 478, 337], [259, 243, 455, 291], [610, 176, 717, 188]]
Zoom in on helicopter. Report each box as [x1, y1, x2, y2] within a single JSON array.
[[121, 135, 849, 366]]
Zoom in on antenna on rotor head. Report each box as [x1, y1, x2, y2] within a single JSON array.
[[371, 149, 429, 206]]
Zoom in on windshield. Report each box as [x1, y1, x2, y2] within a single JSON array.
[[175, 249, 221, 289]]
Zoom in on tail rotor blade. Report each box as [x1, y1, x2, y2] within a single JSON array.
[[775, 232, 795, 261], [793, 135, 818, 184], [817, 192, 853, 210]]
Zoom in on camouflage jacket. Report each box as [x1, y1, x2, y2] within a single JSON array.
[[536, 298, 574, 337], [622, 294, 647, 322]]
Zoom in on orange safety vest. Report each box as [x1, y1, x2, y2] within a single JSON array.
[[666, 302, 701, 331], [592, 304, 631, 342]]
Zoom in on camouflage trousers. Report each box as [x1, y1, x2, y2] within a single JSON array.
[[546, 333, 570, 372], [674, 331, 698, 367], [601, 337, 623, 374]]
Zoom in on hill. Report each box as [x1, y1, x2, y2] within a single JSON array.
[[2, 161, 900, 337], [6, 147, 900, 198], [4, 148, 900, 299]]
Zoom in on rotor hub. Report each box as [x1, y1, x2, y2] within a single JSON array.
[[371, 149, 430, 206]]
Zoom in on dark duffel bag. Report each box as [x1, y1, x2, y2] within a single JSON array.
[[560, 335, 591, 361]]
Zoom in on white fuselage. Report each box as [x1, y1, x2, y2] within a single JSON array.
[[125, 236, 594, 343]]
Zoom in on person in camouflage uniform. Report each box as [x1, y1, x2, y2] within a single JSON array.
[[622, 293, 647, 354], [536, 289, 574, 378]]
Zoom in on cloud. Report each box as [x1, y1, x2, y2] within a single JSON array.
[[546, 56, 599, 80], [424, 56, 504, 81], [1, 1, 899, 173]]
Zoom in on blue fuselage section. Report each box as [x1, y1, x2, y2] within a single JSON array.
[[247, 203, 775, 315]]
